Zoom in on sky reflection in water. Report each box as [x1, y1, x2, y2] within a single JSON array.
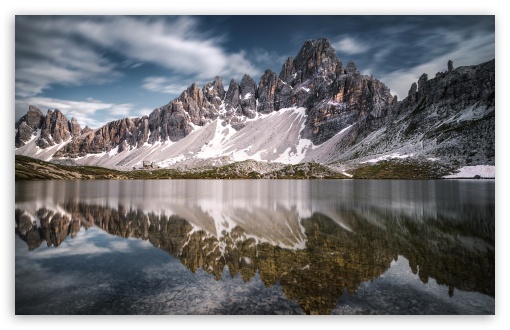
[[15, 179, 494, 315]]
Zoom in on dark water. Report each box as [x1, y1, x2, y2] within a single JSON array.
[[15, 179, 495, 315]]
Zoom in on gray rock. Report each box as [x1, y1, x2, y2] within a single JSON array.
[[417, 73, 428, 98], [15, 122, 35, 148], [69, 117, 82, 137], [274, 80, 293, 110], [202, 76, 225, 109], [257, 70, 279, 114], [36, 109, 74, 148], [287, 38, 339, 86], [279, 56, 295, 84], [337, 59, 495, 168], [448, 60, 454, 72], [407, 82, 418, 103], [224, 79, 240, 112], [15, 105, 44, 147], [346, 61, 358, 74], [239, 74, 257, 119]]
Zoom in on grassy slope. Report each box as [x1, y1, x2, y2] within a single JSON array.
[[349, 159, 454, 179], [15, 155, 129, 180], [16, 155, 457, 181], [15, 156, 349, 180]]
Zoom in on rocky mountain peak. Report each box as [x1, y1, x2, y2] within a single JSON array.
[[24, 106, 44, 127], [15, 106, 83, 148], [279, 56, 295, 83], [239, 74, 257, 119], [202, 76, 225, 108], [408, 82, 417, 96], [69, 117, 82, 137], [345, 61, 358, 74], [15, 105, 45, 147], [257, 69, 279, 114], [284, 38, 340, 86], [37, 109, 73, 148], [224, 78, 240, 113], [176, 80, 219, 126]]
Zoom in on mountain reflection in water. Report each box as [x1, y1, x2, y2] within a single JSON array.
[[15, 180, 494, 315]]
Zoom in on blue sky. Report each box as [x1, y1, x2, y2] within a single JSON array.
[[15, 15, 495, 129]]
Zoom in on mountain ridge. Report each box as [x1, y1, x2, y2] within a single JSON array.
[[15, 38, 495, 174]]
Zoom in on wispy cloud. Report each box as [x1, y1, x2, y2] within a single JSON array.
[[136, 107, 155, 117], [250, 48, 288, 75], [380, 31, 495, 98], [332, 37, 370, 55], [15, 16, 119, 98], [142, 76, 191, 95], [74, 16, 258, 80], [15, 16, 262, 123]]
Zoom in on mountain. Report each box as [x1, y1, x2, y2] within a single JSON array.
[[14, 38, 495, 174]]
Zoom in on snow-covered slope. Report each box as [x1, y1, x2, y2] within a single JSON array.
[[16, 107, 313, 169]]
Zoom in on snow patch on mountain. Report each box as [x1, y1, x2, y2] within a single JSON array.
[[189, 107, 311, 164], [360, 153, 415, 164], [301, 124, 355, 163], [443, 165, 495, 179], [15, 131, 70, 162], [15, 106, 313, 170], [194, 120, 237, 159]]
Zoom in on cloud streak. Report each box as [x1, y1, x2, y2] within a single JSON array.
[[15, 16, 262, 124], [15, 16, 119, 98], [379, 30, 495, 98], [74, 16, 259, 79], [15, 16, 495, 126], [332, 37, 370, 55], [142, 76, 191, 95]]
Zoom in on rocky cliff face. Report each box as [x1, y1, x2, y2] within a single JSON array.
[[15, 38, 495, 170], [15, 106, 44, 147], [324, 59, 495, 167], [257, 70, 279, 114], [15, 106, 82, 148], [258, 38, 393, 146]]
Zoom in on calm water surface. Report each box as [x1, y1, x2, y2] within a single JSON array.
[[15, 179, 495, 315]]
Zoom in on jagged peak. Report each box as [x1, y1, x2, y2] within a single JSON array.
[[241, 73, 255, 82], [262, 68, 276, 76], [418, 73, 428, 91], [279, 56, 295, 81], [188, 82, 200, 91], [280, 37, 340, 85], [346, 61, 358, 74], [294, 38, 337, 62], [300, 38, 334, 51], [48, 108, 66, 117], [408, 82, 417, 96], [28, 105, 43, 114], [448, 60, 454, 72], [203, 76, 224, 88]]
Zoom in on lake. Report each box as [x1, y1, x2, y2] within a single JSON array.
[[15, 179, 495, 315]]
